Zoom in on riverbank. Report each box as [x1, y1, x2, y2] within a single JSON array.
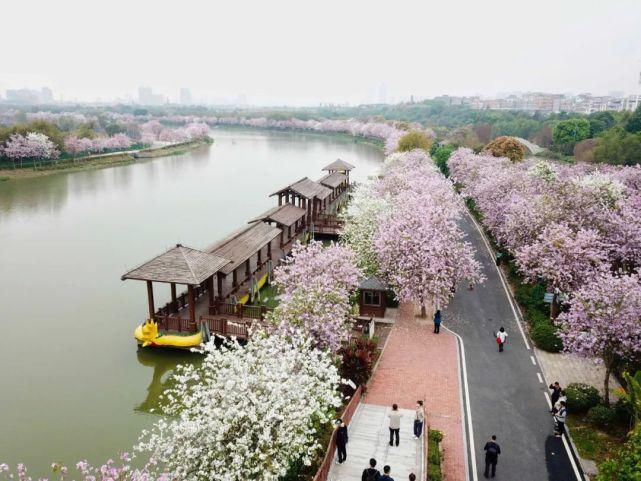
[[0, 138, 212, 181]]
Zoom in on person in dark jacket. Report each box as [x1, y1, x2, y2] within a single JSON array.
[[379, 465, 394, 481], [483, 435, 501, 478], [334, 419, 348, 464], [549, 382, 562, 412], [362, 458, 380, 481], [433, 309, 442, 334]]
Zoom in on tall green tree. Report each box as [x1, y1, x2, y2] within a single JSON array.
[[625, 105, 641, 134], [552, 118, 590, 154]]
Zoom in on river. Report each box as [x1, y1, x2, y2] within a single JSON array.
[[0, 127, 383, 475]]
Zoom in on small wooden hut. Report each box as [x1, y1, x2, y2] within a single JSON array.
[[322, 159, 355, 184], [270, 177, 332, 225], [358, 276, 387, 318]]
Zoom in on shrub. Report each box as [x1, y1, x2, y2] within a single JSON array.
[[567, 383, 601, 413], [397, 130, 433, 153], [338, 338, 378, 396], [596, 428, 641, 481], [587, 405, 618, 429], [574, 138, 600, 163], [515, 282, 548, 315], [431, 143, 455, 176], [531, 321, 563, 352], [483, 136, 526, 162], [614, 398, 633, 427], [427, 429, 443, 481]]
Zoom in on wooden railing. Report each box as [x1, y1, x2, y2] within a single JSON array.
[[154, 314, 196, 333], [200, 315, 252, 339], [208, 301, 272, 320], [313, 385, 363, 481]]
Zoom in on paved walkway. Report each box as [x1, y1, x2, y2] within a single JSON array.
[[535, 348, 621, 400], [329, 404, 421, 481], [365, 302, 466, 481]]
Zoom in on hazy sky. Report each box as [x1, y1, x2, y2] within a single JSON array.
[[1, 0, 640, 105]]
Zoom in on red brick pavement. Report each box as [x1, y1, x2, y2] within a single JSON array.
[[365, 302, 466, 481]]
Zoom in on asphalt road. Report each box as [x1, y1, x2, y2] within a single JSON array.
[[444, 214, 581, 481]]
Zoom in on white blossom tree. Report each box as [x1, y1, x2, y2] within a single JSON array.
[[136, 332, 342, 481]]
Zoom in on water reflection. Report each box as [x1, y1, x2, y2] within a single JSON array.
[[135, 348, 202, 414]]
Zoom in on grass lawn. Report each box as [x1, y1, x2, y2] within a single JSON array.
[[568, 414, 627, 465], [252, 283, 280, 309]]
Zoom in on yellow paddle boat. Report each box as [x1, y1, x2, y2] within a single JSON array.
[[135, 319, 204, 349]]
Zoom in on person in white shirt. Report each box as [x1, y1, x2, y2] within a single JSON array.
[[388, 404, 401, 447], [497, 327, 508, 352]]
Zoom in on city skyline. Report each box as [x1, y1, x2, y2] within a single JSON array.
[[1, 0, 640, 106]]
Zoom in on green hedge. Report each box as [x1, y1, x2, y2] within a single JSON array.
[[428, 429, 443, 481], [567, 383, 601, 413], [596, 428, 641, 481], [587, 405, 618, 429], [531, 320, 563, 352]]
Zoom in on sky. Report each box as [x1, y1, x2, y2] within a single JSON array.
[[1, 0, 641, 106]]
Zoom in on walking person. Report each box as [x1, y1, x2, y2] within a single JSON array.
[[379, 465, 394, 481], [554, 401, 567, 437], [334, 418, 348, 464], [549, 382, 562, 412], [433, 309, 442, 334], [361, 458, 380, 481], [388, 403, 401, 447], [413, 400, 424, 439], [496, 327, 508, 352], [408, 475, 416, 481], [483, 435, 501, 478]]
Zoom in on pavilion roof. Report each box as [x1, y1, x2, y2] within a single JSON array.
[[322, 159, 355, 172], [270, 177, 332, 200], [121, 244, 230, 285], [359, 276, 387, 291], [319, 172, 348, 189], [249, 204, 307, 227], [206, 222, 282, 275]]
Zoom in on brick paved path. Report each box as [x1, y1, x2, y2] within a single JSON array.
[[365, 302, 466, 481]]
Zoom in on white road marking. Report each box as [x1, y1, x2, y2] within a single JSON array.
[[444, 325, 478, 481], [466, 212, 531, 350], [466, 210, 584, 481], [530, 356, 537, 366], [537, 372, 543, 384]]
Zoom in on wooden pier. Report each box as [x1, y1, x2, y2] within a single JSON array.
[[121, 159, 356, 342]]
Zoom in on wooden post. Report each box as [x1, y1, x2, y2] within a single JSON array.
[[267, 240, 272, 259], [208, 275, 215, 307], [278, 194, 283, 206], [170, 282, 177, 312], [288, 225, 292, 243], [146, 281, 155, 319], [188, 285, 195, 324], [217, 272, 224, 300], [245, 258, 251, 279], [233, 269, 238, 288]]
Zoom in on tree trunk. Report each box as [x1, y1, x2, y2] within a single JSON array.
[[604, 362, 612, 407], [420, 304, 426, 318]]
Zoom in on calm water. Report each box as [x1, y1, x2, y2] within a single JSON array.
[[0, 128, 383, 475]]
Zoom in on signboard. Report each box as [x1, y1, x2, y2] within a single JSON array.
[[543, 293, 554, 304]]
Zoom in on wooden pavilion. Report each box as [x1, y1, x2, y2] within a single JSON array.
[[121, 244, 230, 326], [205, 221, 282, 297], [319, 172, 349, 206], [270, 177, 332, 225], [322, 159, 355, 184], [248, 203, 307, 248]]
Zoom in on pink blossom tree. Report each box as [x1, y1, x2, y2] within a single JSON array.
[[557, 272, 641, 405], [3, 132, 59, 168], [268, 241, 361, 352]]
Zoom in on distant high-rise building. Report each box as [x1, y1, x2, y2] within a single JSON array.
[[138, 87, 164, 105], [378, 83, 387, 104], [180, 88, 192, 105], [40, 87, 53, 103]]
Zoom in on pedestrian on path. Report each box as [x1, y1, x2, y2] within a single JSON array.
[[334, 418, 348, 464], [408, 474, 416, 481], [388, 403, 401, 447], [361, 458, 381, 481], [433, 309, 442, 334], [413, 400, 424, 439], [496, 327, 508, 352], [549, 382, 562, 412], [483, 435, 501, 478], [553, 390, 567, 414], [554, 401, 567, 437], [380, 465, 394, 481]]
